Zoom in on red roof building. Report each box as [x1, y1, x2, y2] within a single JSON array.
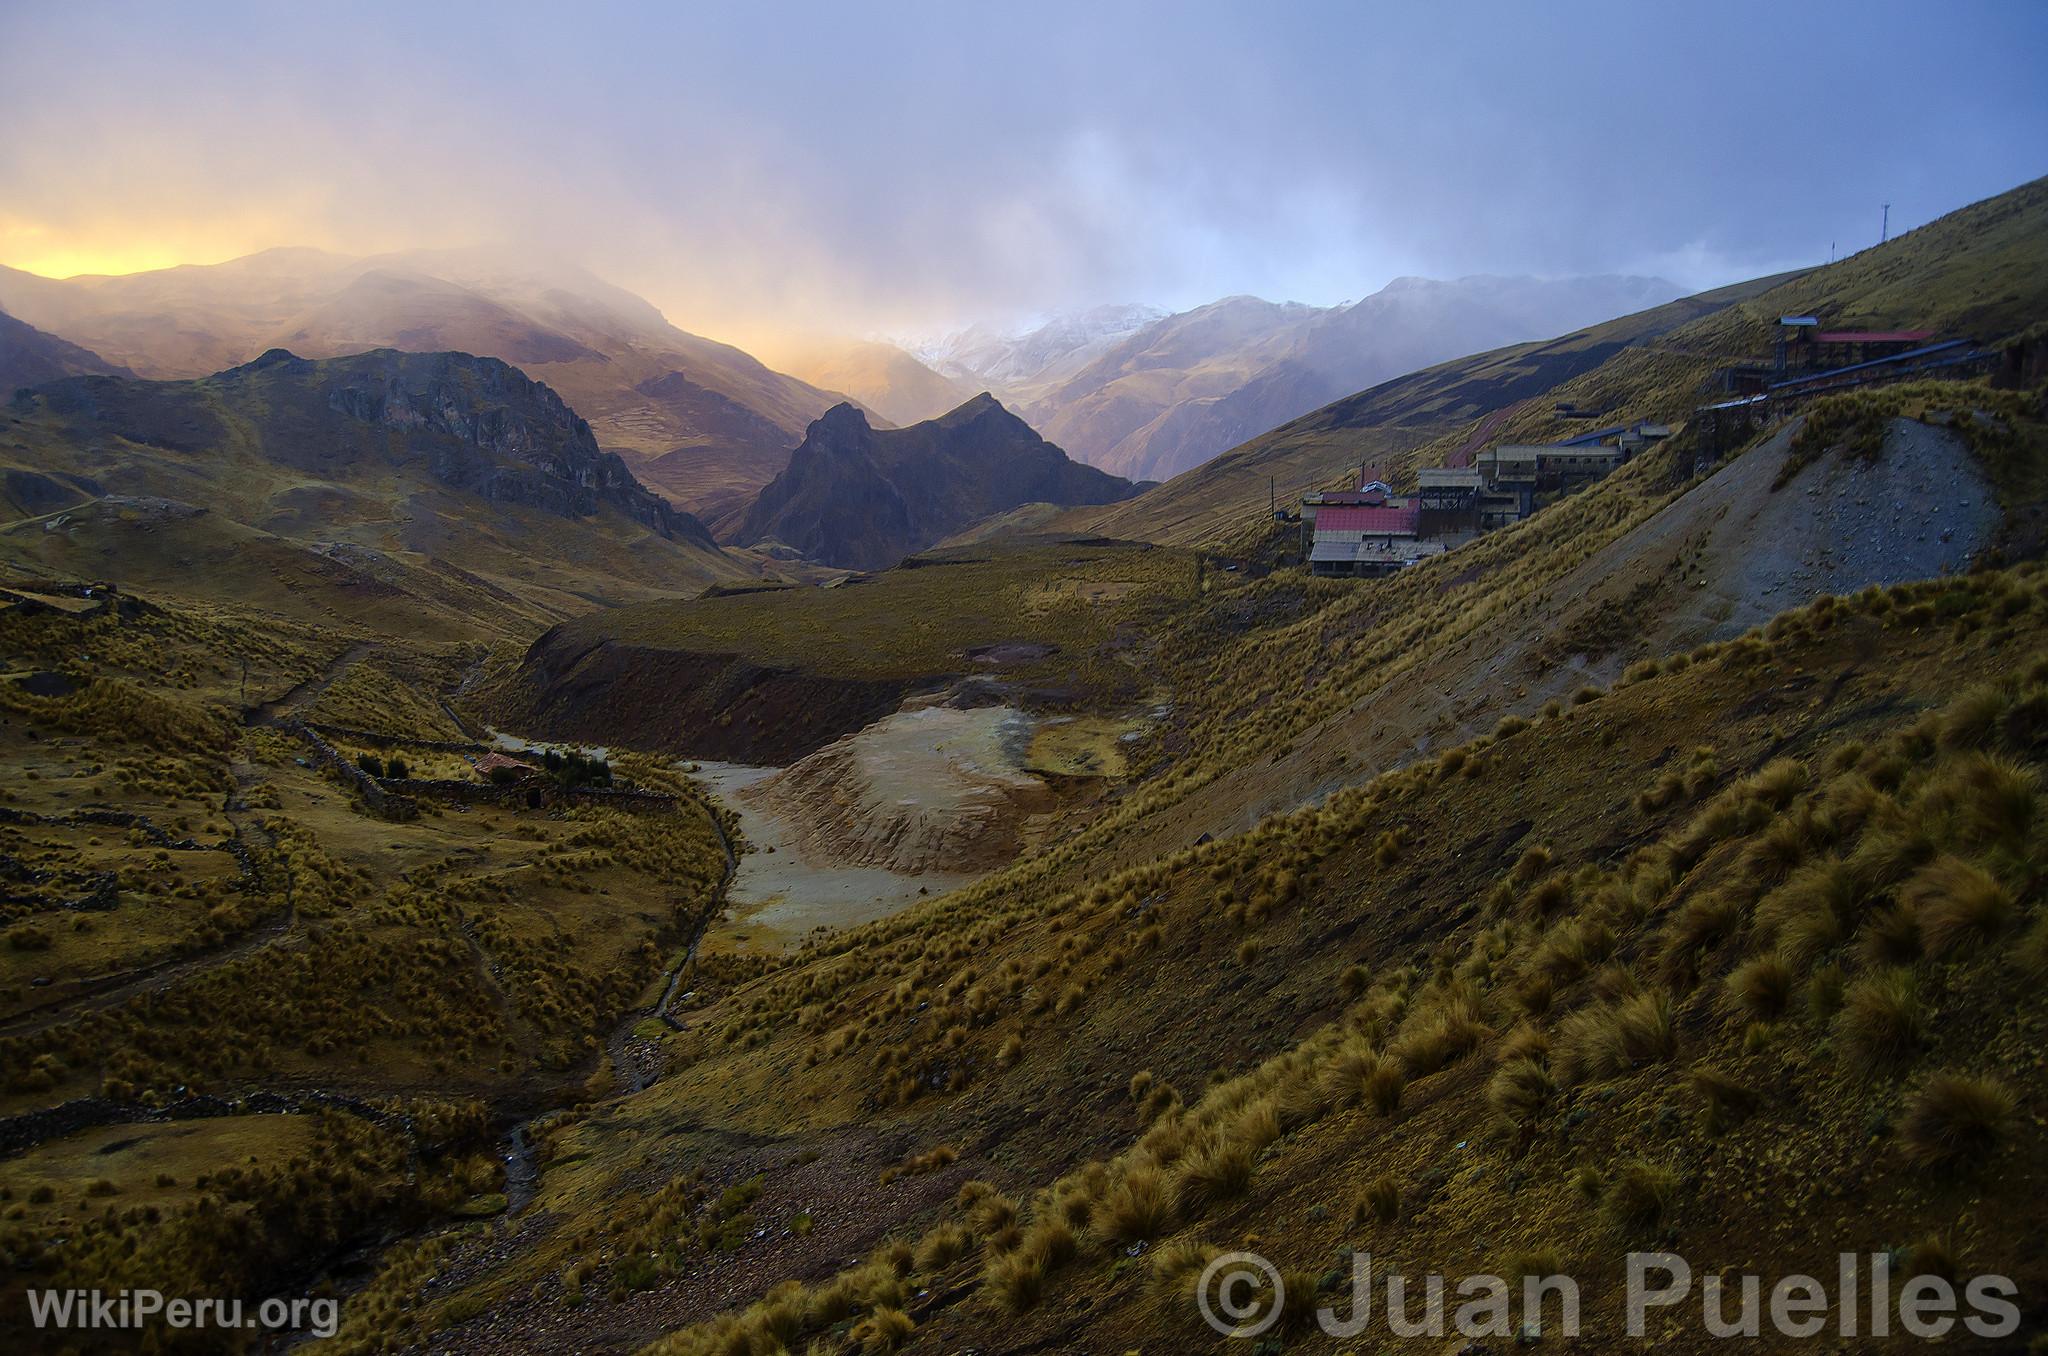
[[474, 751, 540, 780], [1314, 504, 1420, 535]]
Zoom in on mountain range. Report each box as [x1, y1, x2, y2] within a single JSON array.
[[0, 347, 744, 632], [0, 247, 854, 523], [920, 274, 1684, 481], [0, 307, 133, 392], [2, 250, 1699, 529]]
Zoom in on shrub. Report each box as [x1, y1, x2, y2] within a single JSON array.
[[914, 1224, 969, 1272], [1392, 1002, 1487, 1077], [1723, 955, 1794, 1020], [964, 1187, 1017, 1238], [1148, 1239, 1222, 1308], [1660, 892, 1742, 980], [983, 1222, 1075, 1313], [1859, 905, 1925, 967], [1487, 1057, 1555, 1123], [1174, 1137, 1256, 1211], [1905, 856, 2015, 955], [1556, 990, 1676, 1084], [1758, 859, 1865, 965], [2019, 913, 2048, 978], [1357, 1174, 1400, 1225], [1899, 1072, 2015, 1172], [356, 752, 384, 777], [1689, 1065, 1759, 1132], [1836, 969, 1925, 1074], [851, 1305, 915, 1353], [1938, 684, 2008, 751], [1098, 1164, 1175, 1244], [6, 924, 52, 952], [1601, 1161, 1679, 1234]]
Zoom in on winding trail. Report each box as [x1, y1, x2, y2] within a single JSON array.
[[0, 798, 290, 1040], [246, 640, 379, 727], [600, 795, 739, 1097]]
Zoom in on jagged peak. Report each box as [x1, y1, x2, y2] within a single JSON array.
[[809, 401, 874, 439], [934, 391, 1006, 424], [220, 347, 313, 378]]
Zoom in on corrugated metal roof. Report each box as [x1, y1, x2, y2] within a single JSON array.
[[1316, 505, 1419, 534]]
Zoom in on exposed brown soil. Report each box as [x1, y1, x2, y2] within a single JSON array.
[[492, 632, 916, 764]]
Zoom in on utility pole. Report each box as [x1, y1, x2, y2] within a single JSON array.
[[1881, 203, 1890, 244]]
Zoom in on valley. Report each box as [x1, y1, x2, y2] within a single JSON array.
[[1, 153, 2046, 1356]]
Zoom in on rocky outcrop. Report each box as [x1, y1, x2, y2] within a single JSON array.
[[17, 348, 717, 548], [736, 395, 1137, 570]]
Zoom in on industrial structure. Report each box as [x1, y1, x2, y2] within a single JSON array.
[[1307, 420, 1672, 578], [1696, 317, 1997, 457], [1308, 312, 2005, 578]]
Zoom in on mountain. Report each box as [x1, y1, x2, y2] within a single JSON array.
[[737, 394, 1139, 570], [0, 248, 853, 518], [913, 302, 1169, 400], [1062, 272, 1799, 546], [771, 338, 979, 427], [1071, 176, 2048, 551], [450, 179, 2048, 1356], [0, 348, 745, 630], [1024, 274, 1682, 481], [0, 307, 133, 392]]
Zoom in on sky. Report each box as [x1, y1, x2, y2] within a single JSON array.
[[2, 0, 2045, 356]]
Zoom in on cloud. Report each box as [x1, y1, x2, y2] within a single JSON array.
[[1, 0, 2043, 349]]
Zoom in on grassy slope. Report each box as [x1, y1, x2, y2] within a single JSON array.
[[357, 567, 2048, 1354], [304, 178, 2048, 1355], [0, 360, 750, 636], [0, 593, 734, 1327], [548, 540, 1200, 684]]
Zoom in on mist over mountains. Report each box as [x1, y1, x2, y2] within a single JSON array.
[[0, 247, 853, 523], [906, 274, 1683, 481]]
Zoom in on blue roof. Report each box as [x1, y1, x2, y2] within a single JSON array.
[[1557, 424, 1627, 447]]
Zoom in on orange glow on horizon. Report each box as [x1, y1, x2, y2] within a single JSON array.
[[0, 211, 329, 281]]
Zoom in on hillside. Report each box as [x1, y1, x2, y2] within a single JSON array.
[[0, 348, 747, 632], [1067, 177, 2048, 553], [0, 249, 854, 518], [1061, 271, 1803, 547], [420, 568, 2048, 1356], [1022, 275, 1681, 482], [772, 339, 979, 427], [0, 309, 131, 393], [736, 396, 1139, 570]]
